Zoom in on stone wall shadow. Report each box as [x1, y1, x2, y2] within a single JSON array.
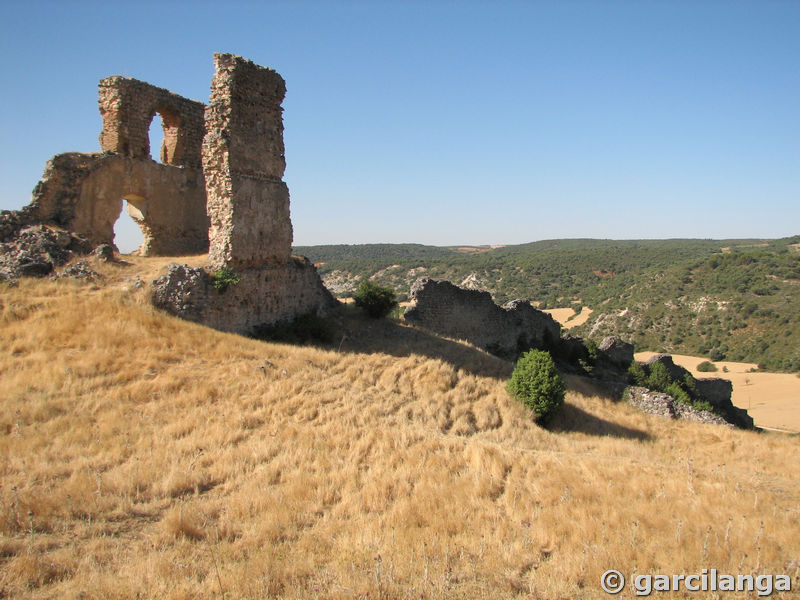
[[548, 403, 652, 440], [328, 305, 514, 380]]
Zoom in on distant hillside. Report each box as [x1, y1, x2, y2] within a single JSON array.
[[295, 236, 800, 372], [293, 243, 458, 265]]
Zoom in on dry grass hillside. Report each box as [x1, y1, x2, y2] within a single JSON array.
[[1, 255, 799, 599]]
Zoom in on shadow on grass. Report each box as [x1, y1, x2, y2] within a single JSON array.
[[564, 373, 627, 402], [313, 303, 514, 380], [548, 402, 652, 440]]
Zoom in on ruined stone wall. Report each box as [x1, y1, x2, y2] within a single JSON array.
[[403, 278, 561, 360], [203, 54, 292, 269], [624, 387, 733, 427], [28, 153, 208, 255], [14, 76, 211, 255], [99, 77, 206, 168], [641, 355, 754, 428]]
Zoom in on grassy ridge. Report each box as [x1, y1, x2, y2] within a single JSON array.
[[0, 256, 798, 598], [295, 236, 800, 371]]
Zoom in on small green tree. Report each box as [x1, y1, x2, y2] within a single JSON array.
[[627, 361, 648, 386], [506, 350, 566, 423], [646, 361, 672, 391], [353, 280, 398, 319]]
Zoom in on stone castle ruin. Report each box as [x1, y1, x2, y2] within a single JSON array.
[[24, 76, 209, 255], [2, 53, 333, 331]]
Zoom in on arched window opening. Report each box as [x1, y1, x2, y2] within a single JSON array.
[[148, 108, 182, 165], [148, 113, 165, 163], [114, 198, 146, 254]]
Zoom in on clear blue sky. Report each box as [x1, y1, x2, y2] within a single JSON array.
[[1, 1, 798, 249]]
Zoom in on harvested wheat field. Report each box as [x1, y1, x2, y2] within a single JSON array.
[[544, 307, 594, 330], [1, 256, 799, 599], [636, 352, 800, 434]]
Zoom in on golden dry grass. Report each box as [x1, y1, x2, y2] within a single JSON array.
[[1, 256, 799, 599]]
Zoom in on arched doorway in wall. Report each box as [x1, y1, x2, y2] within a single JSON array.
[[148, 107, 182, 165], [113, 194, 148, 255]]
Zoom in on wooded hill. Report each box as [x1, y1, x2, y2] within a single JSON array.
[[295, 236, 800, 372]]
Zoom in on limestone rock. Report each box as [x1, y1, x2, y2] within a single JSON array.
[[151, 259, 336, 333], [645, 354, 688, 382], [151, 264, 209, 320], [0, 225, 77, 281], [55, 260, 101, 282], [637, 354, 754, 429], [92, 244, 114, 262], [599, 336, 634, 368]]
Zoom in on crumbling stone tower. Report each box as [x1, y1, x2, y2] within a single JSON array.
[[203, 54, 292, 269], [152, 54, 335, 332]]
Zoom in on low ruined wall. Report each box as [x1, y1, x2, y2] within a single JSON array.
[[643, 354, 753, 428], [152, 257, 336, 333], [29, 153, 208, 255], [403, 277, 560, 360], [624, 387, 733, 427]]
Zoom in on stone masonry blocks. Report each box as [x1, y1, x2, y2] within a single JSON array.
[[99, 77, 206, 169], [204, 53, 292, 269]]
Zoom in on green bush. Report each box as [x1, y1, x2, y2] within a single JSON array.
[[627, 361, 648, 386], [627, 359, 723, 416], [506, 350, 566, 423], [646, 361, 672, 391], [353, 280, 398, 319], [697, 360, 718, 372], [210, 267, 241, 293]]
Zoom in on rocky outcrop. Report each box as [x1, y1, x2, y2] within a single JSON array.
[[599, 336, 634, 369], [403, 277, 560, 360], [0, 225, 89, 281], [624, 386, 733, 427], [645, 354, 688, 382]]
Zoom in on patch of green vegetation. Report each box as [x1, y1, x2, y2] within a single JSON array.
[[506, 350, 565, 424], [697, 360, 718, 372], [627, 361, 718, 415], [353, 280, 398, 319], [210, 267, 241, 293]]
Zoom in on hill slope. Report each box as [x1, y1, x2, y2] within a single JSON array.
[[1, 256, 798, 599], [296, 237, 800, 371]]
